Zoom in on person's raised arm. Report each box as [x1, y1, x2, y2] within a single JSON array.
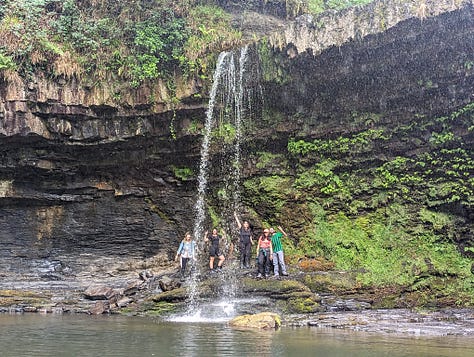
[[278, 225, 288, 237], [234, 211, 242, 229]]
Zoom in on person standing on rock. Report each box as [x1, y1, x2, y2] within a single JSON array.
[[234, 212, 254, 269], [256, 228, 273, 278], [270, 226, 289, 277], [175, 232, 196, 280], [204, 228, 225, 273]]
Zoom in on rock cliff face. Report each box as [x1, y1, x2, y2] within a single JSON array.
[[0, 77, 205, 290], [246, 0, 474, 248], [0, 0, 473, 296]]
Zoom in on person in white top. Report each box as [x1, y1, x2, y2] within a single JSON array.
[[175, 232, 196, 280]]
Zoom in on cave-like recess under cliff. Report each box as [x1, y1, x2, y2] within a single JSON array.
[[0, 1, 473, 291]]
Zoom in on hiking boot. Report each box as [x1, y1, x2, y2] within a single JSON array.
[[282, 272, 289, 276], [256, 273, 262, 279]]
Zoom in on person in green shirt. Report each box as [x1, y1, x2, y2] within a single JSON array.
[[270, 226, 289, 277]]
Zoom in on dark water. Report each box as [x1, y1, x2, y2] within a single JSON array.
[[1, 314, 474, 356]]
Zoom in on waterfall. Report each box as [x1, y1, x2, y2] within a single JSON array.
[[192, 45, 255, 253], [192, 51, 228, 246], [232, 45, 249, 210], [177, 45, 261, 321]]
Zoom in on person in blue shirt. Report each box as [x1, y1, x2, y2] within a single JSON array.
[[175, 232, 196, 280]]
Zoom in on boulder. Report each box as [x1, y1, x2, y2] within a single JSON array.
[[229, 312, 281, 330], [158, 276, 181, 292]]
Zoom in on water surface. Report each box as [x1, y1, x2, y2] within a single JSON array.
[[1, 314, 473, 356]]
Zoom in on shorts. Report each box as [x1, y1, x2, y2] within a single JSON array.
[[209, 244, 221, 257]]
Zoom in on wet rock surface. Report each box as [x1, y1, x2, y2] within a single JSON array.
[[229, 311, 281, 329], [1, 262, 474, 336], [285, 308, 474, 336]]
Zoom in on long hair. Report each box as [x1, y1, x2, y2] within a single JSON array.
[[183, 231, 191, 242]]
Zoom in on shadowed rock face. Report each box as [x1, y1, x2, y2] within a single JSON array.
[[0, 122, 202, 290], [266, 5, 474, 128], [0, 1, 473, 297]]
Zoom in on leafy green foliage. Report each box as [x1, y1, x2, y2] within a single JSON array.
[[211, 123, 236, 144], [172, 166, 194, 181], [255, 151, 287, 170], [296, 208, 472, 288], [294, 159, 350, 198], [288, 129, 387, 157], [184, 4, 241, 77], [0, 0, 240, 87], [0, 51, 16, 70], [128, 12, 188, 85], [307, 0, 374, 15], [243, 175, 293, 215]]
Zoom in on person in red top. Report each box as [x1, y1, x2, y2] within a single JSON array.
[[256, 228, 273, 278]]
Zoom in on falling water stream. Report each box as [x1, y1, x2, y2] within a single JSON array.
[[177, 45, 259, 321]]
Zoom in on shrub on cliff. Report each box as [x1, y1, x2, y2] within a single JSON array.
[[0, 0, 241, 87]]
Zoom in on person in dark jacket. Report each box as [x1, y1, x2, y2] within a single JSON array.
[[234, 212, 254, 269], [204, 228, 225, 272]]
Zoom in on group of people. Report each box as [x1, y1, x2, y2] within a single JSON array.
[[175, 213, 289, 280]]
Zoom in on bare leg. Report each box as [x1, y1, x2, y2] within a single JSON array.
[[217, 255, 225, 267]]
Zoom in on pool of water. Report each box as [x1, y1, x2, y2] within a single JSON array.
[[1, 313, 474, 356]]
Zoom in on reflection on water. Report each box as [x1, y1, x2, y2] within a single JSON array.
[[1, 314, 474, 356]]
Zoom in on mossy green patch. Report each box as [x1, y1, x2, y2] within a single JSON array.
[[0, 289, 52, 307], [284, 297, 320, 313], [240, 277, 310, 295], [149, 287, 187, 303], [144, 301, 178, 316], [303, 272, 359, 294]]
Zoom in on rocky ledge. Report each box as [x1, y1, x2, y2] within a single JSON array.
[[1, 262, 474, 336]]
